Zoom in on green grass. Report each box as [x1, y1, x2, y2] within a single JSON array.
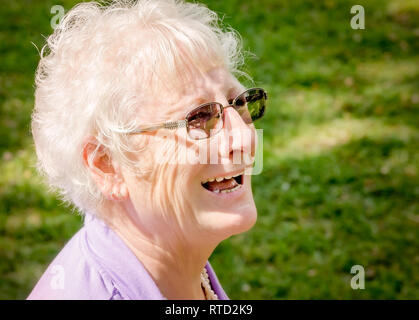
[[0, 0, 418, 299]]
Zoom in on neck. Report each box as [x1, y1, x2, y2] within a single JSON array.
[[99, 201, 219, 300]]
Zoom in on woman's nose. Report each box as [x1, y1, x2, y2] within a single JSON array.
[[217, 102, 255, 164]]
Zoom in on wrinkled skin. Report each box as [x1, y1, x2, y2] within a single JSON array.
[[83, 67, 258, 299]]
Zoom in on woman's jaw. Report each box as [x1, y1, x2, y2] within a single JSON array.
[[190, 164, 257, 240]]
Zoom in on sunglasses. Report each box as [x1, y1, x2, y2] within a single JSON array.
[[127, 87, 267, 140]]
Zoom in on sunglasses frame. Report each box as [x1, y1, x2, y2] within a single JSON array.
[[125, 87, 267, 140]]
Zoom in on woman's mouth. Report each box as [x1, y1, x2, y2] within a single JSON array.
[[201, 171, 244, 194]]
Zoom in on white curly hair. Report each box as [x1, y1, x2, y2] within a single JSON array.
[[31, 0, 249, 215]]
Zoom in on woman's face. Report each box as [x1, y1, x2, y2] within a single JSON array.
[[120, 67, 258, 247]]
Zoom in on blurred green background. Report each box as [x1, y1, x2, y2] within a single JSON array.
[[0, 0, 418, 299]]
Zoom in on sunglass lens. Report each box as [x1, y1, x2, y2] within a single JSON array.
[[234, 88, 266, 124], [186, 103, 223, 140]]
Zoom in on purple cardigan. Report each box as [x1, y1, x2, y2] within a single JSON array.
[[27, 213, 229, 300]]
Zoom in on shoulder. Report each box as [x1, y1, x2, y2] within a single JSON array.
[[27, 226, 123, 300]]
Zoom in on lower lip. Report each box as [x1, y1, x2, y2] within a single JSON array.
[[201, 178, 246, 200]]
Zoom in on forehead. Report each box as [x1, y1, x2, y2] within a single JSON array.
[[157, 68, 244, 118]]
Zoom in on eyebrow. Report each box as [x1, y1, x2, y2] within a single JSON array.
[[183, 86, 242, 114]]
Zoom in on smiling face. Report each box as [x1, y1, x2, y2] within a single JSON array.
[[119, 67, 258, 247]]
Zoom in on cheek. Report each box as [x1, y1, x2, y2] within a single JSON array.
[[150, 139, 201, 208], [126, 133, 210, 210]]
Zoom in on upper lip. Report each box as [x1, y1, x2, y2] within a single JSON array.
[[201, 169, 245, 184]]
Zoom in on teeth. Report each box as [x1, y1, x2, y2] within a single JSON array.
[[230, 185, 241, 192], [202, 171, 244, 184], [219, 185, 242, 194]]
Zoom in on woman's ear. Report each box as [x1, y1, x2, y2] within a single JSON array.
[[82, 137, 129, 201]]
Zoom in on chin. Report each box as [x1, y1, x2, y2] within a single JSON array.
[[192, 170, 258, 239], [200, 198, 258, 240], [224, 202, 258, 236]]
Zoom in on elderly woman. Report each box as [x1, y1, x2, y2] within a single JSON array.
[[28, 0, 267, 300]]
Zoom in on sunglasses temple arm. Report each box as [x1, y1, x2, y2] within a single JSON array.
[[163, 120, 187, 130], [127, 120, 187, 134]]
